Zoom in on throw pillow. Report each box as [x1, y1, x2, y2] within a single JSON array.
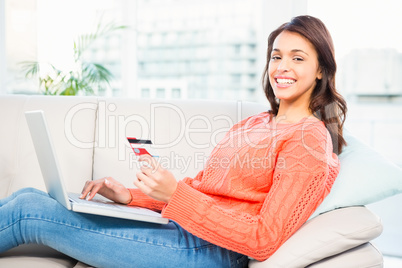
[[310, 130, 402, 218]]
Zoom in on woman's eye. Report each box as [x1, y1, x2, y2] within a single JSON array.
[[271, 55, 281, 60], [294, 57, 304, 61]]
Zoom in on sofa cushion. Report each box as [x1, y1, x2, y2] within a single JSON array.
[[73, 244, 383, 268], [311, 130, 402, 218], [0, 244, 78, 268], [248, 206, 383, 268], [306, 243, 383, 268], [74, 261, 93, 268]]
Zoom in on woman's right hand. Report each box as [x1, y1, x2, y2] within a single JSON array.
[[80, 177, 132, 205]]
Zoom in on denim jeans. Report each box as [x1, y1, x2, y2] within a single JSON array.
[[0, 188, 249, 268]]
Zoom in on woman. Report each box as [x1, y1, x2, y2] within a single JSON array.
[[0, 15, 346, 267]]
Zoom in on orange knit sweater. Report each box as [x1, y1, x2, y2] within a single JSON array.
[[128, 112, 340, 261]]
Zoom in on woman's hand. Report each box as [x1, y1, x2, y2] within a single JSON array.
[[80, 177, 132, 205], [135, 155, 178, 203]]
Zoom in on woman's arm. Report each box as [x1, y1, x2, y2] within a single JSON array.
[[126, 188, 165, 212], [127, 170, 204, 212], [162, 125, 339, 261]]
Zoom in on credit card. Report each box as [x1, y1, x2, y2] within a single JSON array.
[[127, 137, 159, 158]]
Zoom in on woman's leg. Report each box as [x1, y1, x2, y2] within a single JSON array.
[[0, 188, 248, 268], [0, 187, 49, 207]]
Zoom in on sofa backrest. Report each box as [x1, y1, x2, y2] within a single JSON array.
[[0, 95, 268, 197], [0, 95, 99, 197], [92, 98, 268, 187]]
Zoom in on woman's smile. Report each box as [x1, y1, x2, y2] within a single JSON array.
[[274, 75, 297, 88]]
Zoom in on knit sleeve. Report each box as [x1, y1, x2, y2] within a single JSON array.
[[126, 170, 204, 212], [161, 123, 339, 261], [127, 188, 165, 212]]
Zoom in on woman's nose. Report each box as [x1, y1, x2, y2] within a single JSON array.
[[277, 59, 290, 72]]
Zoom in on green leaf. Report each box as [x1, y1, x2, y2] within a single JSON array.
[[20, 18, 127, 96], [20, 61, 40, 78], [82, 62, 113, 85], [74, 21, 128, 60]]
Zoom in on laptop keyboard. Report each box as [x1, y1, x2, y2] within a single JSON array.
[[67, 192, 162, 216], [69, 192, 123, 208]]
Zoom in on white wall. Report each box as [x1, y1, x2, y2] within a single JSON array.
[[0, 0, 6, 94], [346, 102, 402, 257]]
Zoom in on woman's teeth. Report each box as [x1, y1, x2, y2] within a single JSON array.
[[276, 78, 296, 84]]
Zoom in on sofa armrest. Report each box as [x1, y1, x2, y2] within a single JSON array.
[[307, 242, 383, 268], [249, 206, 383, 268]]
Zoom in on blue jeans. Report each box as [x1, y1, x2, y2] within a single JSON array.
[[0, 188, 249, 268]]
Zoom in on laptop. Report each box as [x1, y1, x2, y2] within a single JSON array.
[[25, 110, 169, 225]]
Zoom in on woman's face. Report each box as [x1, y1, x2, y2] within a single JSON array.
[[268, 31, 322, 109]]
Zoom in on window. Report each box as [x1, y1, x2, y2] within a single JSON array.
[[231, 74, 241, 84], [141, 88, 150, 98], [3, 0, 271, 100], [172, 88, 181, 98], [234, 44, 241, 55], [308, 0, 402, 101], [156, 88, 165, 98], [2, 0, 126, 95], [306, 0, 402, 175]]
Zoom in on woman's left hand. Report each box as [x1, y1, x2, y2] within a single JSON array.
[[134, 155, 178, 203]]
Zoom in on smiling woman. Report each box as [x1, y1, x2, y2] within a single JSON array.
[[262, 15, 347, 155], [268, 31, 322, 116], [0, 15, 346, 267]]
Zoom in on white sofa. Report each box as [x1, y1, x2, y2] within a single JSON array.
[[0, 95, 385, 267]]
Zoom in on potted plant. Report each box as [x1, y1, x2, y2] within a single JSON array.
[[21, 21, 127, 96]]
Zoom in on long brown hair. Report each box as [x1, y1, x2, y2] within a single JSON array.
[[262, 15, 347, 154]]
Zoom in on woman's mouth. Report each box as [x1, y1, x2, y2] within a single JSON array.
[[273, 76, 297, 88], [275, 78, 296, 85]]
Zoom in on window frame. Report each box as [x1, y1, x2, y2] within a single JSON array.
[[0, 0, 6, 94]]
